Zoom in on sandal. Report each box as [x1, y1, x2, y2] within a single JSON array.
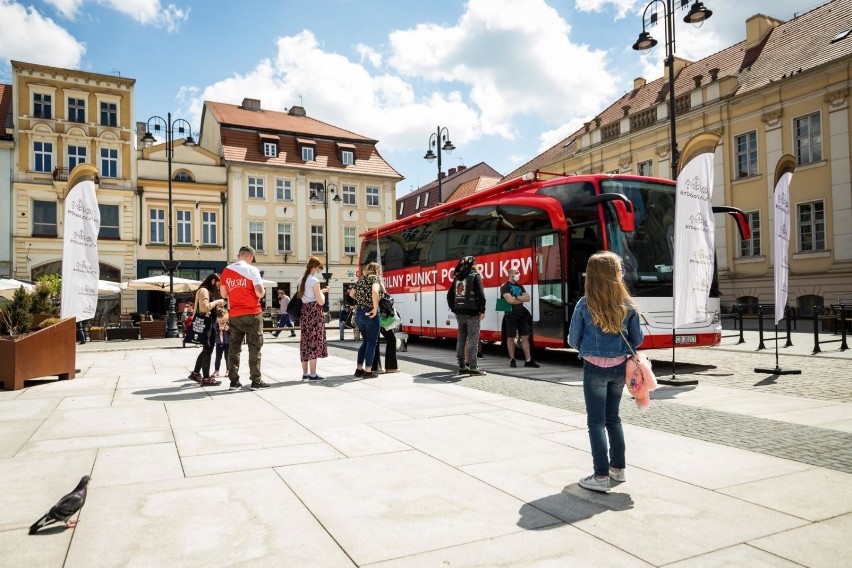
[[200, 377, 221, 386]]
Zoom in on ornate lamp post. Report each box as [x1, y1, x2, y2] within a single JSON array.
[[141, 113, 196, 338], [309, 182, 341, 285], [632, 0, 712, 179], [423, 126, 455, 203]]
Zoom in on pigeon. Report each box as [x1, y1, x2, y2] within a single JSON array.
[[29, 475, 90, 535]]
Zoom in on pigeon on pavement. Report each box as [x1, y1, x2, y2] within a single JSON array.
[[29, 475, 90, 535]]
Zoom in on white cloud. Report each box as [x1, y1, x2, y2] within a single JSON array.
[[355, 44, 383, 68], [0, 0, 85, 69], [575, 0, 637, 19], [538, 117, 586, 152], [44, 0, 190, 31]]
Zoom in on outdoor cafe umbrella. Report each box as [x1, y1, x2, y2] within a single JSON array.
[[0, 278, 35, 300], [123, 275, 202, 294], [97, 280, 122, 296]]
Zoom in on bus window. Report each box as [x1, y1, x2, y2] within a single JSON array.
[[445, 207, 503, 259], [495, 205, 553, 252]]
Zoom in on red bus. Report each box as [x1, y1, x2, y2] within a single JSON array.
[[360, 172, 739, 350]]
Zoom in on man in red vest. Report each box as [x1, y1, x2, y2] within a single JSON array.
[[219, 246, 269, 390]]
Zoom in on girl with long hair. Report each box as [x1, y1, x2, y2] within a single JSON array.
[[298, 256, 329, 380], [189, 272, 226, 386], [568, 251, 643, 492], [353, 261, 382, 378]]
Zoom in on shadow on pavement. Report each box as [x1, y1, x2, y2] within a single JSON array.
[[518, 486, 634, 529]]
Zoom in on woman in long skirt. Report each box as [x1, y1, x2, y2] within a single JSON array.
[[298, 256, 329, 381]]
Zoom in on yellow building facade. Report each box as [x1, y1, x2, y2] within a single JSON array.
[[507, 2, 852, 314], [10, 61, 137, 319]]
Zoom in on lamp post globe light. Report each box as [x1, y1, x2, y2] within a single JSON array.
[[309, 182, 341, 285], [632, 0, 712, 179], [141, 113, 196, 338], [423, 126, 455, 204]]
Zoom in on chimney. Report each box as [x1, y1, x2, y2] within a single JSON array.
[[241, 98, 261, 111], [458, 165, 467, 172], [439, 171, 446, 179], [288, 106, 307, 117], [633, 77, 646, 90], [746, 14, 782, 49], [670, 56, 691, 77], [136, 121, 147, 148], [448, 167, 457, 176]]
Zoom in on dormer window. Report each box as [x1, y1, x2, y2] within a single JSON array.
[[298, 138, 316, 161], [336, 142, 356, 165], [259, 133, 278, 157]]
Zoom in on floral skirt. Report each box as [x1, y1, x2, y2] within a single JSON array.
[[299, 301, 328, 362]]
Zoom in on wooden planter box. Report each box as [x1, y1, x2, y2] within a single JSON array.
[[139, 320, 166, 339], [107, 327, 139, 341], [89, 327, 105, 341], [0, 317, 76, 391]]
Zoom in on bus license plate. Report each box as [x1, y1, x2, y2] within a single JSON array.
[[675, 335, 697, 344]]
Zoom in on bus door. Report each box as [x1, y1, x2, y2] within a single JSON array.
[[419, 265, 439, 337], [533, 232, 566, 347]]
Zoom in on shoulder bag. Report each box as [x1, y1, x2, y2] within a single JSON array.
[[186, 290, 214, 346], [286, 292, 303, 320]]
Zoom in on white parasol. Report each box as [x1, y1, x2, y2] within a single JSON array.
[[98, 280, 123, 296], [0, 278, 36, 300], [123, 275, 202, 293]]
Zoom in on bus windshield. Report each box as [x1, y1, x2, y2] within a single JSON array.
[[601, 179, 675, 296]]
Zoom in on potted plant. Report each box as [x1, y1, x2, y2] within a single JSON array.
[[30, 277, 61, 328], [0, 286, 77, 391], [89, 326, 106, 341]]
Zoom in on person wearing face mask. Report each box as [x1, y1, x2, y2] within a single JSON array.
[[500, 268, 540, 368]]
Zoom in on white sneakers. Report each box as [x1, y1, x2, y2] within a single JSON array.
[[579, 467, 626, 493]]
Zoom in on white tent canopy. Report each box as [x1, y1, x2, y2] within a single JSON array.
[[0, 278, 36, 300], [123, 275, 202, 294]]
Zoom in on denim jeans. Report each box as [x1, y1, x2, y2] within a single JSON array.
[[455, 313, 481, 368], [583, 360, 626, 476], [356, 306, 381, 368]]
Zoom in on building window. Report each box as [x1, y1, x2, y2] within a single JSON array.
[[366, 186, 380, 207], [173, 170, 194, 182], [309, 181, 324, 202], [415, 195, 421, 210], [68, 145, 86, 169], [33, 200, 57, 236], [341, 150, 354, 165], [202, 211, 217, 245], [263, 142, 277, 157], [398, 202, 404, 216], [100, 102, 117, 126], [301, 146, 315, 161], [794, 113, 822, 165], [99, 204, 120, 239], [310, 225, 325, 254], [275, 179, 292, 201], [797, 200, 825, 252], [150, 208, 165, 244], [344, 226, 357, 255], [248, 176, 265, 199], [176, 210, 192, 245], [342, 184, 356, 206], [277, 223, 292, 253], [423, 193, 429, 207], [739, 211, 761, 257], [100, 147, 118, 178], [249, 221, 265, 252], [637, 159, 653, 177], [68, 97, 86, 123], [33, 141, 53, 172], [735, 131, 758, 179], [33, 93, 52, 119]]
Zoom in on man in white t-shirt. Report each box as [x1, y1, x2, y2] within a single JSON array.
[[273, 289, 297, 337]]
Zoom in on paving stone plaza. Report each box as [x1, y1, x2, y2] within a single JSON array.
[[1, 329, 850, 566]]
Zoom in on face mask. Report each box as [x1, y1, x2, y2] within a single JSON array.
[[512, 273, 520, 282]]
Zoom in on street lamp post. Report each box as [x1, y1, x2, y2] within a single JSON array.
[[309, 182, 341, 285], [423, 127, 455, 204], [141, 113, 196, 338], [632, 0, 713, 179]]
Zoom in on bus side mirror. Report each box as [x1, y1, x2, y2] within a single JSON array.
[[612, 200, 635, 233], [712, 206, 751, 240]]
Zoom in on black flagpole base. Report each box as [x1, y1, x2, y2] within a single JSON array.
[[754, 367, 801, 375], [657, 375, 699, 386]]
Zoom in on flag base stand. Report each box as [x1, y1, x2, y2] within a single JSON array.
[[657, 375, 699, 386], [754, 325, 800, 376], [754, 367, 801, 375]]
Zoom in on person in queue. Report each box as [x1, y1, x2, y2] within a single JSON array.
[[501, 268, 540, 369], [297, 256, 329, 381], [568, 251, 643, 492], [219, 246, 269, 390], [447, 256, 486, 375], [353, 262, 382, 378], [188, 272, 226, 386]]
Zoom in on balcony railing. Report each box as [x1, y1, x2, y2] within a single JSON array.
[[52, 167, 68, 181]]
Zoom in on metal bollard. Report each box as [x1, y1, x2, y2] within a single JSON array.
[[785, 306, 793, 347], [736, 306, 745, 344], [841, 304, 849, 351], [757, 305, 766, 350], [812, 307, 822, 354]]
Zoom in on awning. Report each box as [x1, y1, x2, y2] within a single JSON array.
[[336, 142, 356, 150], [258, 133, 279, 141]]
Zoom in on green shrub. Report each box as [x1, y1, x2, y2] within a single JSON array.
[[0, 286, 33, 338], [30, 281, 59, 315]]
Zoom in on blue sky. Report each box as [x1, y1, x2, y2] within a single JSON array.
[[0, 0, 823, 195]]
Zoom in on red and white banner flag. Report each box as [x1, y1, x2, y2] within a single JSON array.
[[774, 172, 793, 324], [60, 179, 100, 321], [673, 152, 715, 328]]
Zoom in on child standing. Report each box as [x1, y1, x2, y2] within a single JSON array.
[[568, 251, 643, 492], [212, 309, 230, 378]]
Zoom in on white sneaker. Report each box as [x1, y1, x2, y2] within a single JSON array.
[[579, 474, 611, 492], [609, 467, 626, 482]]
